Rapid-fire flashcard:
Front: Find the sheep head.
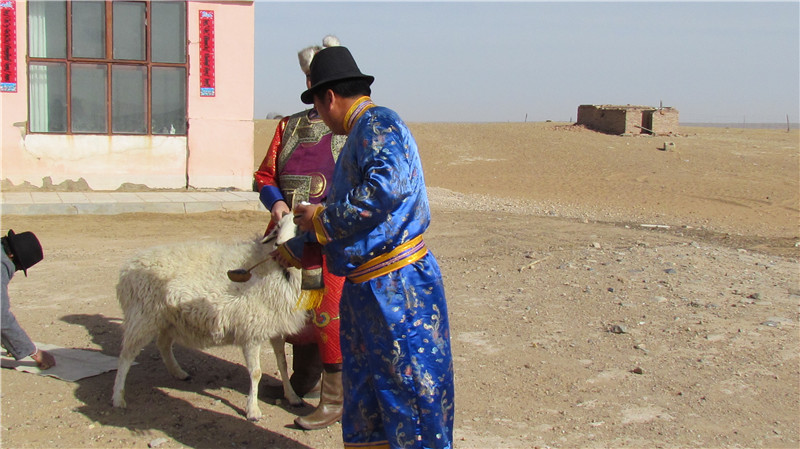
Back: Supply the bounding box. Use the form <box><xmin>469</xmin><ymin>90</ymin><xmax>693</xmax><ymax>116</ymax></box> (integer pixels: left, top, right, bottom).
<box><xmin>227</xmin><ymin>214</ymin><xmax>299</xmax><ymax>283</ymax></box>
<box><xmin>247</xmin><ymin>213</ymin><xmax>302</xmax><ymax>284</ymax></box>
<box><xmin>261</xmin><ymin>213</ymin><xmax>299</xmax><ymax>248</ymax></box>
<box><xmin>274</xmin><ymin>212</ymin><xmax>299</xmax><ymax>246</ymax></box>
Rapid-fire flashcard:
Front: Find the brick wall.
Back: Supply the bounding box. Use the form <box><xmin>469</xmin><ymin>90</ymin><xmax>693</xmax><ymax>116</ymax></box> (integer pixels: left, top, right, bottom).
<box><xmin>648</xmin><ymin>108</ymin><xmax>680</xmax><ymax>135</ymax></box>
<box><xmin>577</xmin><ymin>105</ymin><xmax>679</xmax><ymax>135</ymax></box>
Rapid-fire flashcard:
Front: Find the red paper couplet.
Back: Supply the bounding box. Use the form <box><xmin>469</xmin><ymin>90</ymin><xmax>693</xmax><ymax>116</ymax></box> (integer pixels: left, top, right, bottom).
<box><xmin>0</xmin><ymin>0</ymin><xmax>17</xmax><ymax>93</ymax></box>
<box><xmin>199</xmin><ymin>10</ymin><xmax>215</xmax><ymax>97</ymax></box>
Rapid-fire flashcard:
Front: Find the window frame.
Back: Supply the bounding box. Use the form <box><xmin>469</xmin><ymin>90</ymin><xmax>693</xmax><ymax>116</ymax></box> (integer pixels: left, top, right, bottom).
<box><xmin>26</xmin><ymin>0</ymin><xmax>189</xmax><ymax>136</ymax></box>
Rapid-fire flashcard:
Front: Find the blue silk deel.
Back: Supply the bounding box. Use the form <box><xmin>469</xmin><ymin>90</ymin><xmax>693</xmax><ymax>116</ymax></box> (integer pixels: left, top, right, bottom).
<box><xmin>288</xmin><ymin>101</ymin><xmax>454</xmax><ymax>448</ymax></box>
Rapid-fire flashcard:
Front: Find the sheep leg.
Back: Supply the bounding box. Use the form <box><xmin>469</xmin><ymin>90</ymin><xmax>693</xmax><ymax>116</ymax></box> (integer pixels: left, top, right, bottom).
<box><xmin>156</xmin><ymin>331</ymin><xmax>190</xmax><ymax>380</ymax></box>
<box><xmin>112</xmin><ymin>319</ymin><xmax>155</xmax><ymax>408</ymax></box>
<box><xmin>242</xmin><ymin>342</ymin><xmax>264</xmax><ymax>421</ymax></box>
<box><xmin>270</xmin><ymin>335</ymin><xmax>303</xmax><ymax>406</ymax></box>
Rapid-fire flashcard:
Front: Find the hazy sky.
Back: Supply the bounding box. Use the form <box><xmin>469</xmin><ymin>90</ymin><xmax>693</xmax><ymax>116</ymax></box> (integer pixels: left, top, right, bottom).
<box><xmin>253</xmin><ymin>1</ymin><xmax>799</xmax><ymax>123</ymax></box>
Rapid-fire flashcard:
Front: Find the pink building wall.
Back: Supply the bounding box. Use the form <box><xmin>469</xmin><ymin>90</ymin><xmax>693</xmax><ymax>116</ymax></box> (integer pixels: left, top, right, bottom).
<box><xmin>0</xmin><ymin>0</ymin><xmax>254</xmax><ymax>191</ymax></box>
<box><xmin>186</xmin><ymin>1</ymin><xmax>254</xmax><ymax>189</ymax></box>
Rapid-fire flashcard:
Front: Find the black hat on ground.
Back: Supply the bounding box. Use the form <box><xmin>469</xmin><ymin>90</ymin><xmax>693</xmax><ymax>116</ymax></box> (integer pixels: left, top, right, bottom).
<box><xmin>4</xmin><ymin>230</ymin><xmax>43</xmax><ymax>276</ymax></box>
<box><xmin>301</xmin><ymin>46</ymin><xmax>374</xmax><ymax>104</ymax></box>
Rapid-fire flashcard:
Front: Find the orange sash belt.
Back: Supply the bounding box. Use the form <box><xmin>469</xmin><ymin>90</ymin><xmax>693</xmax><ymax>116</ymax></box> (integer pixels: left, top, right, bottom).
<box><xmin>347</xmin><ymin>235</ymin><xmax>427</xmax><ymax>284</ymax></box>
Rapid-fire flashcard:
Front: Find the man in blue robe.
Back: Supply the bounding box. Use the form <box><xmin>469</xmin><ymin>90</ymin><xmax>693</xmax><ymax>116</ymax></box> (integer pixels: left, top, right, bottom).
<box><xmin>274</xmin><ymin>46</ymin><xmax>454</xmax><ymax>449</ymax></box>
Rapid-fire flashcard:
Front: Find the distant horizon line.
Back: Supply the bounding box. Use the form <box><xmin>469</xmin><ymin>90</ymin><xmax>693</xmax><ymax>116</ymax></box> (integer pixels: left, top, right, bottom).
<box><xmin>253</xmin><ymin>117</ymin><xmax>798</xmax><ymax>129</ymax></box>
<box><xmin>680</xmin><ymin>122</ymin><xmax>798</xmax><ymax>130</ymax></box>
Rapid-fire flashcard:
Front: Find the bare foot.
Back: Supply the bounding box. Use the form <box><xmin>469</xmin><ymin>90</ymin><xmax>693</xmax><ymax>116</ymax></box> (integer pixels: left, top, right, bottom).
<box><xmin>31</xmin><ymin>350</ymin><xmax>55</xmax><ymax>370</ymax></box>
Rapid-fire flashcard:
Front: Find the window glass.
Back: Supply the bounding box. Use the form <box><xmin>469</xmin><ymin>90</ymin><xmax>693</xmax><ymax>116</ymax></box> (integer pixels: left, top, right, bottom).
<box><xmin>71</xmin><ymin>1</ymin><xmax>105</xmax><ymax>59</ymax></box>
<box><xmin>28</xmin><ymin>0</ymin><xmax>188</xmax><ymax>136</ymax></box>
<box><xmin>28</xmin><ymin>62</ymin><xmax>67</xmax><ymax>133</ymax></box>
<box><xmin>28</xmin><ymin>1</ymin><xmax>66</xmax><ymax>58</ymax></box>
<box><xmin>113</xmin><ymin>2</ymin><xmax>146</xmax><ymax>60</ymax></box>
<box><xmin>112</xmin><ymin>66</ymin><xmax>147</xmax><ymax>134</ymax></box>
<box><xmin>152</xmin><ymin>2</ymin><xmax>186</xmax><ymax>63</ymax></box>
<box><xmin>71</xmin><ymin>64</ymin><xmax>108</xmax><ymax>133</ymax></box>
<box><xmin>152</xmin><ymin>67</ymin><xmax>186</xmax><ymax>134</ymax></box>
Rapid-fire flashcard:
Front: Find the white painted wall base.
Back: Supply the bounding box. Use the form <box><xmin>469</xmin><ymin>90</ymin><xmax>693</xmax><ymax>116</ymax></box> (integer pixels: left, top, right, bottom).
<box><xmin>8</xmin><ymin>134</ymin><xmax>189</xmax><ymax>191</ymax></box>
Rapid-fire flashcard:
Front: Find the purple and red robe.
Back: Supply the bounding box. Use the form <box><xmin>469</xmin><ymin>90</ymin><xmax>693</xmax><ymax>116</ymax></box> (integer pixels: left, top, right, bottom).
<box><xmin>254</xmin><ymin>109</ymin><xmax>345</xmax><ymax>365</ymax></box>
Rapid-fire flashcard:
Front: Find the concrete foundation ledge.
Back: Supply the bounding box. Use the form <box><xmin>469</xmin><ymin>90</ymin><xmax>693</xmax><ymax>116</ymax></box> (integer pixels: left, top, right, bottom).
<box><xmin>1</xmin><ymin>191</ymin><xmax>265</xmax><ymax>216</ymax></box>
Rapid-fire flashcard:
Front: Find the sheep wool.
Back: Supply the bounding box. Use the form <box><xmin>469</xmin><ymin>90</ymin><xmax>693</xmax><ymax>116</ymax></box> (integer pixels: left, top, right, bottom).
<box><xmin>112</xmin><ymin>214</ymin><xmax>307</xmax><ymax>422</ymax></box>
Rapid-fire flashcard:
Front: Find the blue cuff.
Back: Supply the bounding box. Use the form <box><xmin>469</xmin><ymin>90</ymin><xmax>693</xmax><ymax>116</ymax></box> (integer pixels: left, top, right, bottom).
<box><xmin>259</xmin><ymin>185</ymin><xmax>284</xmax><ymax>210</ymax></box>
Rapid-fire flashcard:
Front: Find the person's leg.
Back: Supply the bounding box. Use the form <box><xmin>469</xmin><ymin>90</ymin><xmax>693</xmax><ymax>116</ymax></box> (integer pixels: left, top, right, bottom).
<box><xmin>400</xmin><ymin>256</ymin><xmax>454</xmax><ymax>449</ymax></box>
<box><xmin>314</xmin><ymin>262</ymin><xmax>344</xmax><ymax>367</ymax></box>
<box><xmin>295</xmin><ymin>265</ymin><xmax>345</xmax><ymax>430</ymax></box>
<box><xmin>358</xmin><ymin>258</ymin><xmax>455</xmax><ymax>449</ymax></box>
<box><xmin>1</xmin><ymin>281</ymin><xmax>37</xmax><ymax>361</ymax></box>
<box><xmin>289</xmin><ymin>338</ymin><xmax>323</xmax><ymax>397</ymax></box>
<box><xmin>339</xmin><ymin>283</ymin><xmax>388</xmax><ymax>448</ymax></box>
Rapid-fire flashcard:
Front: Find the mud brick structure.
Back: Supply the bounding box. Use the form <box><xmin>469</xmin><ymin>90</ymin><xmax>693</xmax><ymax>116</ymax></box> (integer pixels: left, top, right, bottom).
<box><xmin>577</xmin><ymin>105</ymin><xmax>679</xmax><ymax>136</ymax></box>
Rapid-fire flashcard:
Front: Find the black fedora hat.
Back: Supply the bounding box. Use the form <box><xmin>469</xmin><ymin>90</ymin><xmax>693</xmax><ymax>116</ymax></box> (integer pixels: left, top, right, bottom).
<box><xmin>301</xmin><ymin>46</ymin><xmax>374</xmax><ymax>104</ymax></box>
<box><xmin>5</xmin><ymin>230</ymin><xmax>43</xmax><ymax>276</ymax></box>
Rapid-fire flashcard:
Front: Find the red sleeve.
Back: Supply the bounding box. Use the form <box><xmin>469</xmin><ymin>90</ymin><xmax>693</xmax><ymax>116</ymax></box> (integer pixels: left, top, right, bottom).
<box><xmin>254</xmin><ymin>116</ymin><xmax>290</xmax><ymax>192</ymax></box>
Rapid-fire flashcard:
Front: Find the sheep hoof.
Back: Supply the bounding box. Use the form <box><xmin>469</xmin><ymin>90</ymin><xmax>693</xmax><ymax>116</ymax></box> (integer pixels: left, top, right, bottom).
<box><xmin>170</xmin><ymin>368</ymin><xmax>190</xmax><ymax>380</ymax></box>
<box><xmin>246</xmin><ymin>411</ymin><xmax>262</xmax><ymax>422</ymax></box>
<box><xmin>112</xmin><ymin>396</ymin><xmax>127</xmax><ymax>408</ymax></box>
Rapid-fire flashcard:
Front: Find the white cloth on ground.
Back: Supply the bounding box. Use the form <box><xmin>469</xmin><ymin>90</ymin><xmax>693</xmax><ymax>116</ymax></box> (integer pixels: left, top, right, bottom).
<box><xmin>1</xmin><ymin>342</ymin><xmax>132</xmax><ymax>382</ymax></box>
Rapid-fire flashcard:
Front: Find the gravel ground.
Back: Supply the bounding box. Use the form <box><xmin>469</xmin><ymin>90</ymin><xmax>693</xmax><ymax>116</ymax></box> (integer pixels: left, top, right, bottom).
<box><xmin>1</xmin><ymin>123</ymin><xmax>797</xmax><ymax>448</ymax></box>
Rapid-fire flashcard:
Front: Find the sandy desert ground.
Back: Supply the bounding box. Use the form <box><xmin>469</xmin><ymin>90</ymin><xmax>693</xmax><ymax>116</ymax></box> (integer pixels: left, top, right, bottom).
<box><xmin>1</xmin><ymin>121</ymin><xmax>798</xmax><ymax>449</ymax></box>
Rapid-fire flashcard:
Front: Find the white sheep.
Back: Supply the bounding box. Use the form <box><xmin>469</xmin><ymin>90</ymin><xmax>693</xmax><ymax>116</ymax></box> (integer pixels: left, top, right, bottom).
<box><xmin>111</xmin><ymin>213</ymin><xmax>306</xmax><ymax>421</ymax></box>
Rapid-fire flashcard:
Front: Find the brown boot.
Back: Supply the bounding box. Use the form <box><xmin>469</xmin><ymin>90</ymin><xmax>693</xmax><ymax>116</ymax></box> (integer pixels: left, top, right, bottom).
<box><xmin>294</xmin><ymin>366</ymin><xmax>343</xmax><ymax>430</ymax></box>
